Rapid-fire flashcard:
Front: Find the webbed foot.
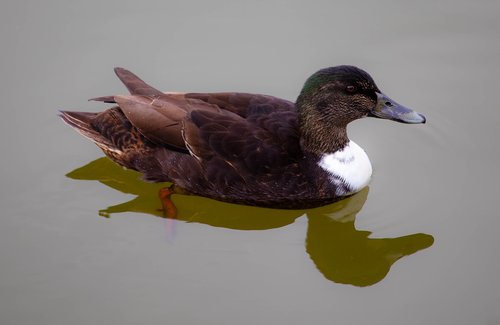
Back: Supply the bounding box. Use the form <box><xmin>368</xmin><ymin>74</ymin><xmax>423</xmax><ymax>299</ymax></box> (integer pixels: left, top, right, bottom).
<box><xmin>159</xmin><ymin>185</ymin><xmax>178</xmax><ymax>218</ymax></box>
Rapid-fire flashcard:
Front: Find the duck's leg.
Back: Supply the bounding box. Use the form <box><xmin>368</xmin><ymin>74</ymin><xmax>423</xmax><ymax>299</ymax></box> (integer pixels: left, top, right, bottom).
<box><xmin>159</xmin><ymin>185</ymin><xmax>178</xmax><ymax>218</ymax></box>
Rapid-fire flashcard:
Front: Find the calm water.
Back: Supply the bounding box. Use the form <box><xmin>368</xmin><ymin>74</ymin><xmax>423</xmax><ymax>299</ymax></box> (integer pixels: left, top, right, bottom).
<box><xmin>1</xmin><ymin>1</ymin><xmax>500</xmax><ymax>324</ymax></box>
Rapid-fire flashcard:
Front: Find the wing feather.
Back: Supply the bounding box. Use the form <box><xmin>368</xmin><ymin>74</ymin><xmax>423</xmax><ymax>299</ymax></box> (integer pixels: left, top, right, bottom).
<box><xmin>183</xmin><ymin>109</ymin><xmax>301</xmax><ymax>184</ymax></box>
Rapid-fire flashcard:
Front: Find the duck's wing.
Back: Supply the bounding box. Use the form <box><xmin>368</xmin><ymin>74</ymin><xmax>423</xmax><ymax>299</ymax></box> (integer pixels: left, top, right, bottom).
<box><xmin>92</xmin><ymin>69</ymin><xmax>295</xmax><ymax>117</ymax></box>
<box><xmin>93</xmin><ymin>68</ymin><xmax>297</xmax><ymax>156</ymax></box>
<box><xmin>91</xmin><ymin>68</ymin><xmax>222</xmax><ymax>150</ymax></box>
<box><xmin>182</xmin><ymin>107</ymin><xmax>301</xmax><ymax>185</ymax></box>
<box><xmin>114</xmin><ymin>91</ymin><xmax>301</xmax><ymax>183</ymax></box>
<box><xmin>111</xmin><ymin>94</ymin><xmax>221</xmax><ymax>150</ymax></box>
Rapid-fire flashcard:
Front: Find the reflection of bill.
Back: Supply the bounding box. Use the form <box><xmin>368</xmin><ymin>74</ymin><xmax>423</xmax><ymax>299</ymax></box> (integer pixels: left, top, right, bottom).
<box><xmin>67</xmin><ymin>157</ymin><xmax>433</xmax><ymax>287</ymax></box>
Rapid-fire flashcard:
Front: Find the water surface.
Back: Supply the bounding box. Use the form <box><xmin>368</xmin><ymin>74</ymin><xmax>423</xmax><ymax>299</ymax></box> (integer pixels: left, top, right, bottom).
<box><xmin>1</xmin><ymin>1</ymin><xmax>499</xmax><ymax>324</ymax></box>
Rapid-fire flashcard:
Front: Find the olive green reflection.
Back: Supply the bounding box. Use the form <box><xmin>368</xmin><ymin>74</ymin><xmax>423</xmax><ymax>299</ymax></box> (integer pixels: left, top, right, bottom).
<box><xmin>67</xmin><ymin>157</ymin><xmax>433</xmax><ymax>286</ymax></box>
<box><xmin>305</xmin><ymin>191</ymin><xmax>434</xmax><ymax>286</ymax></box>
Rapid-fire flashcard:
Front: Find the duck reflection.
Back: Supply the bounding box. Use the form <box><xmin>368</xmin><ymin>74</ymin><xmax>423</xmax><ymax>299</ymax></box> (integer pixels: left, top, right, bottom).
<box><xmin>67</xmin><ymin>157</ymin><xmax>433</xmax><ymax>287</ymax></box>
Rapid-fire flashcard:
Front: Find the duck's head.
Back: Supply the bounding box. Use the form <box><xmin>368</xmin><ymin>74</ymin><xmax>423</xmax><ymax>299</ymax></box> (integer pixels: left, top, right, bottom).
<box><xmin>297</xmin><ymin>65</ymin><xmax>425</xmax><ymax>153</ymax></box>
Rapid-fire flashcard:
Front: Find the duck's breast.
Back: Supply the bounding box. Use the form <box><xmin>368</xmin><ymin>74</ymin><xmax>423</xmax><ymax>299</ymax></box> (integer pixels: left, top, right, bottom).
<box><xmin>317</xmin><ymin>141</ymin><xmax>372</xmax><ymax>196</ymax></box>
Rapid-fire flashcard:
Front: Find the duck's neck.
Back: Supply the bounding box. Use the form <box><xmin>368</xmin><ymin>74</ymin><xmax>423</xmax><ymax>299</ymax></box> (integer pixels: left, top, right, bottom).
<box><xmin>297</xmin><ymin>100</ymin><xmax>350</xmax><ymax>154</ymax></box>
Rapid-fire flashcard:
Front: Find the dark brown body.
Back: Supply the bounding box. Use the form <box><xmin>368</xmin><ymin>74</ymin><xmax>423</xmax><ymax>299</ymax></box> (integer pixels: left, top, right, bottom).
<box><xmin>61</xmin><ymin>66</ymin><xmax>426</xmax><ymax>208</ymax></box>
<box><xmin>60</xmin><ymin>69</ymin><xmax>342</xmax><ymax>209</ymax></box>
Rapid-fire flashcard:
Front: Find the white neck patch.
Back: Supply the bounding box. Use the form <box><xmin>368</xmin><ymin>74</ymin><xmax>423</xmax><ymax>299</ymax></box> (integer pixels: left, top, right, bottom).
<box><xmin>318</xmin><ymin>140</ymin><xmax>372</xmax><ymax>196</ymax></box>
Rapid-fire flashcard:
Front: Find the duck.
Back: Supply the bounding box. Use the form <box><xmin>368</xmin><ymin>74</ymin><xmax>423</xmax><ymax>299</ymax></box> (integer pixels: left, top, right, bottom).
<box><xmin>60</xmin><ymin>66</ymin><xmax>425</xmax><ymax>210</ymax></box>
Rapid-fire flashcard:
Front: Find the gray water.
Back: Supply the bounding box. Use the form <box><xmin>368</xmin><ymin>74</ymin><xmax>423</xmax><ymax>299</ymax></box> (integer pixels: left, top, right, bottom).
<box><xmin>1</xmin><ymin>1</ymin><xmax>499</xmax><ymax>324</ymax></box>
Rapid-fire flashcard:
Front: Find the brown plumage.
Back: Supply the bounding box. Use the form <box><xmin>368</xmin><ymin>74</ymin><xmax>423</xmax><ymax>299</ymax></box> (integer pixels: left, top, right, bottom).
<box><xmin>60</xmin><ymin>66</ymin><xmax>425</xmax><ymax>208</ymax></box>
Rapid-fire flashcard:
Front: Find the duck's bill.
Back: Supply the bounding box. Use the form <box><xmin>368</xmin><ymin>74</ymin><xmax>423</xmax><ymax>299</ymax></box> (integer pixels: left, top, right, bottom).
<box><xmin>369</xmin><ymin>93</ymin><xmax>426</xmax><ymax>124</ymax></box>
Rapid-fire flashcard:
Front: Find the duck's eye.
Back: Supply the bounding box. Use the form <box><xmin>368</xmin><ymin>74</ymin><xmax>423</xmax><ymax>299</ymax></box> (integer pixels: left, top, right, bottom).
<box><xmin>346</xmin><ymin>85</ymin><xmax>356</xmax><ymax>93</ymax></box>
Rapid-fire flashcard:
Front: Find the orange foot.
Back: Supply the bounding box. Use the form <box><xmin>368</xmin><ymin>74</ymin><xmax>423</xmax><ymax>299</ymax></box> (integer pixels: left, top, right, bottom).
<box><xmin>159</xmin><ymin>186</ymin><xmax>178</xmax><ymax>219</ymax></box>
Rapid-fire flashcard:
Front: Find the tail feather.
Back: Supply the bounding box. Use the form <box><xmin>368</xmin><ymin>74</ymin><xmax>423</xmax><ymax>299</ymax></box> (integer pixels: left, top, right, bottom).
<box><xmin>114</xmin><ymin>67</ymin><xmax>163</xmax><ymax>97</ymax></box>
<box><xmin>60</xmin><ymin>67</ymin><xmax>165</xmax><ymax>166</ymax></box>
<box><xmin>59</xmin><ymin>110</ymin><xmax>121</xmax><ymax>154</ymax></box>
<box><xmin>89</xmin><ymin>95</ymin><xmax>116</xmax><ymax>103</ymax></box>
<box><xmin>88</xmin><ymin>67</ymin><xmax>163</xmax><ymax>103</ymax></box>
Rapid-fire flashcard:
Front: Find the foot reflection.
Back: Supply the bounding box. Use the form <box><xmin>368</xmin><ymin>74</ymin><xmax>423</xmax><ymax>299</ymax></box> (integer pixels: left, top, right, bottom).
<box><xmin>67</xmin><ymin>157</ymin><xmax>433</xmax><ymax>287</ymax></box>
